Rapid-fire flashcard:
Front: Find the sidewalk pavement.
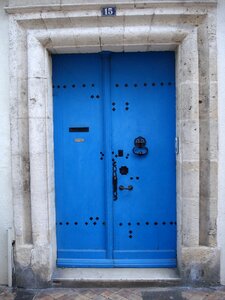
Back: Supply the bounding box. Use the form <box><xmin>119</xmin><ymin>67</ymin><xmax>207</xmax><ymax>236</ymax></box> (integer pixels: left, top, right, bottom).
<box><xmin>1</xmin><ymin>286</ymin><xmax>225</xmax><ymax>300</ymax></box>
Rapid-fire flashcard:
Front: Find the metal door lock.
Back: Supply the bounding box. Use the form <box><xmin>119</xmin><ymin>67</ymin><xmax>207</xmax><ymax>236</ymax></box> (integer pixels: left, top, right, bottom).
<box><xmin>112</xmin><ymin>161</ymin><xmax>118</xmax><ymax>200</ymax></box>
<box><xmin>119</xmin><ymin>185</ymin><xmax>133</xmax><ymax>191</ymax></box>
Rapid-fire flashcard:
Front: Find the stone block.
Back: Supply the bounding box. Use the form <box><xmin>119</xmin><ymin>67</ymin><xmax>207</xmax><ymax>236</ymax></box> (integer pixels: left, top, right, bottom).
<box><xmin>208</xmin><ymin>47</ymin><xmax>217</xmax><ymax>83</ymax></box>
<box><xmin>54</xmin><ymin>45</ymin><xmax>101</xmax><ymax>54</ymax></box>
<box><xmin>123</xmin><ymin>44</ymin><xmax>148</xmax><ymax>52</ymax></box>
<box><xmin>9</xmin><ymin>76</ymin><xmax>18</xmax><ymax>119</ymax></box>
<box><xmin>46</xmin><ymin>62</ymin><xmax>54</xmax><ymax>119</ymax></box>
<box><xmin>200</xmin><ymin>160</ymin><xmax>218</xmax><ymax>198</ymax></box>
<box><xmin>17</xmin><ymin>78</ymin><xmax>29</xmax><ymax>119</ymax></box>
<box><xmin>124</xmin><ymin>16</ymin><xmax>150</xmax><ymax>45</ymax></box>
<box><xmin>200</xmin><ymin>119</ymin><xmax>218</xmax><ymax>161</ymax></box>
<box><xmin>46</xmin><ymin>117</ymin><xmax>54</xmax><ymax>154</ymax></box>
<box><xmin>179</xmin><ymin>83</ymin><xmax>199</xmax><ymax>121</ymax></box>
<box><xmin>17</xmin><ymin>27</ymin><xmax>28</xmax><ymax>80</ymax></box>
<box><xmin>10</xmin><ymin>117</ymin><xmax>30</xmax><ymax>156</ymax></box>
<box><xmin>27</xmin><ymin>35</ymin><xmax>46</xmax><ymax>78</ymax></box>
<box><xmin>148</xmin><ymin>44</ymin><xmax>177</xmax><ymax>51</ymax></box>
<box><xmin>48</xmin><ymin>29</ymin><xmax>74</xmax><ymax>48</ymax></box>
<box><xmin>15</xmin><ymin>245</ymin><xmax>52</xmax><ymax>288</ymax></box>
<box><xmin>11</xmin><ymin>152</ymin><xmax>30</xmax><ymax>197</ymax></box>
<box><xmin>176</xmin><ymin>162</ymin><xmax>182</xmax><ymax>198</ymax></box>
<box><xmin>28</xmin><ymin>78</ymin><xmax>47</xmax><ymax>118</ymax></box>
<box><xmin>181</xmin><ymin>161</ymin><xmax>199</xmax><ymax>198</ymax></box>
<box><xmin>150</xmin><ymin>25</ymin><xmax>185</xmax><ymax>44</ymax></box>
<box><xmin>200</xmin><ymin>196</ymin><xmax>217</xmax><ymax>247</ymax></box>
<box><xmin>29</xmin><ymin>118</ymin><xmax>47</xmax><ymax>155</ymax></box>
<box><xmin>101</xmin><ymin>44</ymin><xmax>124</xmax><ymax>52</ymax></box>
<box><xmin>207</xmin><ymin>197</ymin><xmax>218</xmax><ymax>247</ymax></box>
<box><xmin>73</xmin><ymin>26</ymin><xmax>100</xmax><ymax>47</ymax></box>
<box><xmin>180</xmin><ymin>120</ymin><xmax>199</xmax><ymax>161</ymax></box>
<box><xmin>33</xmin><ymin>30</ymin><xmax>52</xmax><ymax>48</ymax></box>
<box><xmin>182</xmin><ymin>197</ymin><xmax>199</xmax><ymax>246</ymax></box>
<box><xmin>70</xmin><ymin>15</ymin><xmax>99</xmax><ymax>28</ymax></box>
<box><xmin>8</xmin><ymin>0</ymin><xmax>60</xmax><ymax>6</ymax></box>
<box><xmin>180</xmin><ymin>246</ymin><xmax>220</xmax><ymax>285</ymax></box>
<box><xmin>43</xmin><ymin>17</ymin><xmax>71</xmax><ymax>30</ymax></box>
<box><xmin>99</xmin><ymin>19</ymin><xmax>124</xmax><ymax>46</ymax></box>
<box><xmin>47</xmin><ymin>151</ymin><xmax>55</xmax><ymax>194</ymax></box>
<box><xmin>31</xmin><ymin>193</ymin><xmax>49</xmax><ymax>245</ymax></box>
<box><xmin>179</xmin><ymin>30</ymin><xmax>199</xmax><ymax>84</ymax></box>
<box><xmin>60</xmin><ymin>0</ymin><xmax>134</xmax><ymax>4</ymax></box>
<box><xmin>16</xmin><ymin>245</ymin><xmax>33</xmax><ymax>269</ymax></box>
<box><xmin>199</xmin><ymin>82</ymin><xmax>218</xmax><ymax>120</ymax></box>
<box><xmin>176</xmin><ymin>196</ymin><xmax>182</xmax><ymax>247</ymax></box>
<box><xmin>29</xmin><ymin>152</ymin><xmax>48</xmax><ymax>195</ymax></box>
<box><xmin>209</xmin><ymin>82</ymin><xmax>218</xmax><ymax>120</ymax></box>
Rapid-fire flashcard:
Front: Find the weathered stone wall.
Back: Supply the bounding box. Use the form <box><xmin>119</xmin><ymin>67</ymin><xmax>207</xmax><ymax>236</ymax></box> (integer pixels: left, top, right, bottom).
<box><xmin>1</xmin><ymin>0</ymin><xmax>221</xmax><ymax>287</ymax></box>
<box><xmin>0</xmin><ymin>0</ymin><xmax>13</xmax><ymax>286</ymax></box>
<box><xmin>217</xmin><ymin>0</ymin><xmax>225</xmax><ymax>286</ymax></box>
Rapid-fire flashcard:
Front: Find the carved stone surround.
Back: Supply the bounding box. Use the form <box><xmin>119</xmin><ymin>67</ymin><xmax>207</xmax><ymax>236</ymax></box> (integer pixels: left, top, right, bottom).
<box><xmin>5</xmin><ymin>0</ymin><xmax>219</xmax><ymax>287</ymax></box>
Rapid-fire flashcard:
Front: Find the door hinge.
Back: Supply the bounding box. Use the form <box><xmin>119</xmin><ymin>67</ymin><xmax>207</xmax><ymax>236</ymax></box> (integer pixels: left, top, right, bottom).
<box><xmin>175</xmin><ymin>137</ymin><xmax>179</xmax><ymax>155</ymax></box>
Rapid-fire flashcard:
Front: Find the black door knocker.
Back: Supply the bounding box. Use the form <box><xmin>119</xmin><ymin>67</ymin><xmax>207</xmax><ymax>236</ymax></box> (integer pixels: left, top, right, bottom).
<box><xmin>133</xmin><ymin>136</ymin><xmax>148</xmax><ymax>156</ymax></box>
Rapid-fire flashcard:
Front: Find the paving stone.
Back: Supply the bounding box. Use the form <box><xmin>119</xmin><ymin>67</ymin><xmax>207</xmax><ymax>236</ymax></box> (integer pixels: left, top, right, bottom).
<box><xmin>78</xmin><ymin>290</ymin><xmax>97</xmax><ymax>298</ymax></box>
<box><xmin>215</xmin><ymin>287</ymin><xmax>225</xmax><ymax>293</ymax></box>
<box><xmin>205</xmin><ymin>292</ymin><xmax>225</xmax><ymax>300</ymax></box>
<box><xmin>3</xmin><ymin>286</ymin><xmax>225</xmax><ymax>300</ymax></box>
<box><xmin>132</xmin><ymin>289</ymin><xmax>143</xmax><ymax>296</ymax></box>
<box><xmin>0</xmin><ymin>287</ymin><xmax>16</xmax><ymax>300</ymax></box>
<box><xmin>142</xmin><ymin>290</ymin><xmax>183</xmax><ymax>300</ymax></box>
<box><xmin>14</xmin><ymin>290</ymin><xmax>36</xmax><ymax>300</ymax></box>
<box><xmin>0</xmin><ymin>295</ymin><xmax>15</xmax><ymax>300</ymax></box>
<box><xmin>0</xmin><ymin>293</ymin><xmax>16</xmax><ymax>300</ymax></box>
<box><xmin>34</xmin><ymin>296</ymin><xmax>54</xmax><ymax>300</ymax></box>
<box><xmin>56</xmin><ymin>295</ymin><xmax>85</xmax><ymax>300</ymax></box>
<box><xmin>44</xmin><ymin>288</ymin><xmax>74</xmax><ymax>295</ymax></box>
<box><xmin>125</xmin><ymin>294</ymin><xmax>142</xmax><ymax>300</ymax></box>
<box><xmin>37</xmin><ymin>289</ymin><xmax>76</xmax><ymax>299</ymax></box>
<box><xmin>100</xmin><ymin>290</ymin><xmax>116</xmax><ymax>298</ymax></box>
<box><xmin>116</xmin><ymin>289</ymin><xmax>133</xmax><ymax>298</ymax></box>
<box><xmin>108</xmin><ymin>293</ymin><xmax>128</xmax><ymax>300</ymax></box>
<box><xmin>190</xmin><ymin>294</ymin><xmax>208</xmax><ymax>300</ymax></box>
<box><xmin>115</xmin><ymin>288</ymin><xmax>142</xmax><ymax>299</ymax></box>
<box><xmin>87</xmin><ymin>289</ymin><xmax>107</xmax><ymax>296</ymax></box>
<box><xmin>92</xmin><ymin>296</ymin><xmax>108</xmax><ymax>300</ymax></box>
<box><xmin>52</xmin><ymin>292</ymin><xmax>73</xmax><ymax>299</ymax></box>
<box><xmin>182</xmin><ymin>290</ymin><xmax>208</xmax><ymax>300</ymax></box>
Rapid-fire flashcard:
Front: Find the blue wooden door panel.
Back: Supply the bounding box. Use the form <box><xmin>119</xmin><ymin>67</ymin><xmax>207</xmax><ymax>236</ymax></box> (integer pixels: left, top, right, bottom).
<box><xmin>53</xmin><ymin>54</ymin><xmax>107</xmax><ymax>262</ymax></box>
<box><xmin>111</xmin><ymin>52</ymin><xmax>176</xmax><ymax>265</ymax></box>
<box><xmin>53</xmin><ymin>52</ymin><xmax>176</xmax><ymax>268</ymax></box>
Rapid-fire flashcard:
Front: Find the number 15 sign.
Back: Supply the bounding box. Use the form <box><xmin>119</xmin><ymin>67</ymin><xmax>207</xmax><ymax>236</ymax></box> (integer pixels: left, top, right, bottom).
<box><xmin>102</xmin><ymin>7</ymin><xmax>116</xmax><ymax>16</ymax></box>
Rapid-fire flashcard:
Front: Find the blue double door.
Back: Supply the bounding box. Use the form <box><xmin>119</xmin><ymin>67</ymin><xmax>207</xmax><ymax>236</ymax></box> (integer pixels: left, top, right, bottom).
<box><xmin>53</xmin><ymin>52</ymin><xmax>176</xmax><ymax>268</ymax></box>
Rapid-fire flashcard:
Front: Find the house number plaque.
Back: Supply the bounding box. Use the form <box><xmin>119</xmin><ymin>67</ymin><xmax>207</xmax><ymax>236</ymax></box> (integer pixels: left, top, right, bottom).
<box><xmin>102</xmin><ymin>7</ymin><xmax>116</xmax><ymax>16</ymax></box>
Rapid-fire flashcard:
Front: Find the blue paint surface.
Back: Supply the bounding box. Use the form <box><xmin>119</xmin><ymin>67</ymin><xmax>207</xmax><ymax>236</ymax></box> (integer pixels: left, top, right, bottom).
<box><xmin>53</xmin><ymin>52</ymin><xmax>176</xmax><ymax>268</ymax></box>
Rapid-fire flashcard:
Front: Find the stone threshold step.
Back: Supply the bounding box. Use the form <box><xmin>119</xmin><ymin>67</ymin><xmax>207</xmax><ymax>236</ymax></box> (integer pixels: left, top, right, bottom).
<box><xmin>52</xmin><ymin>268</ymin><xmax>181</xmax><ymax>288</ymax></box>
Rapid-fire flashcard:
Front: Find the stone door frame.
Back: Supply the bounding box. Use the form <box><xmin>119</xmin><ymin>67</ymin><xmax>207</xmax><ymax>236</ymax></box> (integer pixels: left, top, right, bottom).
<box><xmin>6</xmin><ymin>1</ymin><xmax>219</xmax><ymax>287</ymax></box>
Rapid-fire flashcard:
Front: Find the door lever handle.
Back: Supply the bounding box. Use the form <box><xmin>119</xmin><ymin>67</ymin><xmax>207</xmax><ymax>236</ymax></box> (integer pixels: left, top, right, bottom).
<box><xmin>119</xmin><ymin>185</ymin><xmax>133</xmax><ymax>191</ymax></box>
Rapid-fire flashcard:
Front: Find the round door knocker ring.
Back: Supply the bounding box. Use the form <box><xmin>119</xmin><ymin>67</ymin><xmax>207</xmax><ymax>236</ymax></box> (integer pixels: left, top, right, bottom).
<box><xmin>132</xmin><ymin>146</ymin><xmax>148</xmax><ymax>156</ymax></box>
<box><xmin>132</xmin><ymin>136</ymin><xmax>149</xmax><ymax>156</ymax></box>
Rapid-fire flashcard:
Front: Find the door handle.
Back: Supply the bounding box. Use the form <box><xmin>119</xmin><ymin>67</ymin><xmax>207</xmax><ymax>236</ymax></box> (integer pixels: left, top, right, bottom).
<box><xmin>119</xmin><ymin>185</ymin><xmax>133</xmax><ymax>191</ymax></box>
